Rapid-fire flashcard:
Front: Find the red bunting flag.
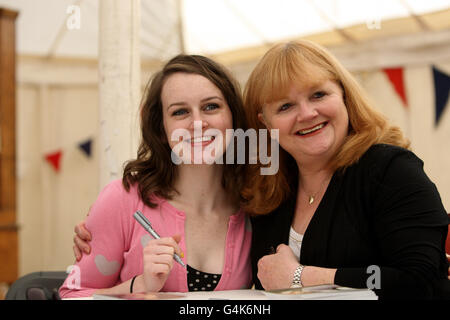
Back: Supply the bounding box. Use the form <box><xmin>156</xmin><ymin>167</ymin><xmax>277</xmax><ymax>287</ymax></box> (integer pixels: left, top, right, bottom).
<box><xmin>45</xmin><ymin>151</ymin><xmax>62</xmax><ymax>172</ymax></box>
<box><xmin>383</xmin><ymin>68</ymin><xmax>408</xmax><ymax>107</ymax></box>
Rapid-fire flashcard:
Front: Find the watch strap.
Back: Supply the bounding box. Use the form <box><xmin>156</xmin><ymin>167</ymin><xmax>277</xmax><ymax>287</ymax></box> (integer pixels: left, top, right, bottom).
<box><xmin>291</xmin><ymin>264</ymin><xmax>304</xmax><ymax>288</ymax></box>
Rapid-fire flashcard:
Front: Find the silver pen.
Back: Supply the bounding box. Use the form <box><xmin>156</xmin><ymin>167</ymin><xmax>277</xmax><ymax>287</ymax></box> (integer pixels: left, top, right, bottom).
<box><xmin>133</xmin><ymin>210</ymin><xmax>186</xmax><ymax>268</ymax></box>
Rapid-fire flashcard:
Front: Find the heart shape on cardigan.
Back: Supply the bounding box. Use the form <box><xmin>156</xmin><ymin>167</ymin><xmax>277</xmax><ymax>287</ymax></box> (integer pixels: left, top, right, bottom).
<box><xmin>95</xmin><ymin>254</ymin><xmax>120</xmax><ymax>276</ymax></box>
<box><xmin>141</xmin><ymin>234</ymin><xmax>152</xmax><ymax>248</ymax></box>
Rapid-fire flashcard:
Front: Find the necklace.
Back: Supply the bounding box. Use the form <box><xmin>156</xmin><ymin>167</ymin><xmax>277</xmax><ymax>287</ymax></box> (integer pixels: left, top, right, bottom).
<box><xmin>303</xmin><ymin>175</ymin><xmax>331</xmax><ymax>205</ymax></box>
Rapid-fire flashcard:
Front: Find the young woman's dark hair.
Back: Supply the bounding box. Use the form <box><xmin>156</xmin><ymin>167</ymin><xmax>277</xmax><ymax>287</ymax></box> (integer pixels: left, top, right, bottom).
<box><xmin>122</xmin><ymin>54</ymin><xmax>248</xmax><ymax>208</ymax></box>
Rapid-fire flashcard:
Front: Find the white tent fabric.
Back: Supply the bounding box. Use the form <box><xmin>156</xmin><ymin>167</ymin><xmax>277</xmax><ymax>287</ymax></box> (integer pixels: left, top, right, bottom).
<box><xmin>1</xmin><ymin>0</ymin><xmax>449</xmax><ymax>60</ymax></box>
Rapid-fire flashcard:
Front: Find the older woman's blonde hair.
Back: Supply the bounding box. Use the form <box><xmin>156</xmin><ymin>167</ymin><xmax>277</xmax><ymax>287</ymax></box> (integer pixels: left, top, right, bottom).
<box><xmin>242</xmin><ymin>40</ymin><xmax>410</xmax><ymax>215</ymax></box>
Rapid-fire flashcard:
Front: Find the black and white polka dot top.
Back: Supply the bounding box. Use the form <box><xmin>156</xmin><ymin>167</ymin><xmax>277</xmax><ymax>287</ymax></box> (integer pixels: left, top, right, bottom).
<box><xmin>187</xmin><ymin>265</ymin><xmax>222</xmax><ymax>291</ymax></box>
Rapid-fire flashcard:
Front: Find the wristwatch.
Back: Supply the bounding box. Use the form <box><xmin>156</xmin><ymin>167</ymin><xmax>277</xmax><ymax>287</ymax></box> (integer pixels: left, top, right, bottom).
<box><xmin>290</xmin><ymin>264</ymin><xmax>304</xmax><ymax>288</ymax></box>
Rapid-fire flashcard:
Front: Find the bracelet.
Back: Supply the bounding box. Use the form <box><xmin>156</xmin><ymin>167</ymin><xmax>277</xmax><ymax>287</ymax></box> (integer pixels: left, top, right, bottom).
<box><xmin>290</xmin><ymin>264</ymin><xmax>304</xmax><ymax>288</ymax></box>
<box><xmin>130</xmin><ymin>275</ymin><xmax>138</xmax><ymax>293</ymax></box>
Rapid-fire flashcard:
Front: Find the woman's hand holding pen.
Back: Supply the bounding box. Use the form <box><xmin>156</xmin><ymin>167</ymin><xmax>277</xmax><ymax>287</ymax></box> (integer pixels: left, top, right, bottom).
<box><xmin>139</xmin><ymin>235</ymin><xmax>183</xmax><ymax>292</ymax></box>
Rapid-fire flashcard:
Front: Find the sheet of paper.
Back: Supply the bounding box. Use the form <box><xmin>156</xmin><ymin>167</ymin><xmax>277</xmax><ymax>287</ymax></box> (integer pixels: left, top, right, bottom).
<box><xmin>91</xmin><ymin>286</ymin><xmax>377</xmax><ymax>300</ymax></box>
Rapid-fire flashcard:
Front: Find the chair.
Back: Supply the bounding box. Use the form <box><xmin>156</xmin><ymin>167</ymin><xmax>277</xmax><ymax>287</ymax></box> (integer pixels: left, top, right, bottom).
<box><xmin>5</xmin><ymin>271</ymin><xmax>68</xmax><ymax>300</ymax></box>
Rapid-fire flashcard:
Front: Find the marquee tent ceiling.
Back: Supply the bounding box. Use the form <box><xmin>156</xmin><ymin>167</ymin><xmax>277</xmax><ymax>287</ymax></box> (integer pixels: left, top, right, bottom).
<box><xmin>0</xmin><ymin>0</ymin><xmax>449</xmax><ymax>63</ymax></box>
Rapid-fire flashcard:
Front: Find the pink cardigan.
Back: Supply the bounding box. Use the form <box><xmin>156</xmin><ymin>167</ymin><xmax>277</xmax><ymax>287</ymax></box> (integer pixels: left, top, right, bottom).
<box><xmin>59</xmin><ymin>179</ymin><xmax>252</xmax><ymax>298</ymax></box>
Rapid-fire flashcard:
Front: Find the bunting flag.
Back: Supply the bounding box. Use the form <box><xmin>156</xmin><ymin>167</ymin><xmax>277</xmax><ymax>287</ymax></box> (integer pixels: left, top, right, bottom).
<box><xmin>44</xmin><ymin>150</ymin><xmax>63</xmax><ymax>172</ymax></box>
<box><xmin>383</xmin><ymin>67</ymin><xmax>408</xmax><ymax>107</ymax></box>
<box><xmin>432</xmin><ymin>66</ymin><xmax>450</xmax><ymax>127</ymax></box>
<box><xmin>78</xmin><ymin>138</ymin><xmax>93</xmax><ymax>158</ymax></box>
<box><xmin>43</xmin><ymin>138</ymin><xmax>94</xmax><ymax>173</ymax></box>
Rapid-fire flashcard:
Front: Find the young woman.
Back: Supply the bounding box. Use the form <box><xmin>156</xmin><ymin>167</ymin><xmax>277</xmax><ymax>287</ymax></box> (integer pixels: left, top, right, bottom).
<box><xmin>59</xmin><ymin>55</ymin><xmax>252</xmax><ymax>298</ymax></box>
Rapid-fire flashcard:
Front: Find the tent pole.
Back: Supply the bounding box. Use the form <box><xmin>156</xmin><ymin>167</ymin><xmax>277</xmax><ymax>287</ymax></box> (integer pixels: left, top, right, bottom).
<box><xmin>176</xmin><ymin>0</ymin><xmax>185</xmax><ymax>53</ymax></box>
<box><xmin>98</xmin><ymin>0</ymin><xmax>141</xmax><ymax>190</ymax></box>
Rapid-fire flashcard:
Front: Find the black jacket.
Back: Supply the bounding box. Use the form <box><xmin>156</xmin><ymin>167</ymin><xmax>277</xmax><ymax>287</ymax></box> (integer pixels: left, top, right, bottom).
<box><xmin>250</xmin><ymin>144</ymin><xmax>450</xmax><ymax>299</ymax></box>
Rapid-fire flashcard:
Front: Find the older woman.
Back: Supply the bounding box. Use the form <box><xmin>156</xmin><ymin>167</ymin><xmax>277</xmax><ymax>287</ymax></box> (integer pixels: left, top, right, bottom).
<box><xmin>243</xmin><ymin>40</ymin><xmax>449</xmax><ymax>299</ymax></box>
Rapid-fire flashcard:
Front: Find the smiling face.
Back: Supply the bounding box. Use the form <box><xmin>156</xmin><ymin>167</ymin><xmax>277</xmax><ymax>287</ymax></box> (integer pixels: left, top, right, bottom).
<box><xmin>161</xmin><ymin>72</ymin><xmax>233</xmax><ymax>164</ymax></box>
<box><xmin>259</xmin><ymin>79</ymin><xmax>349</xmax><ymax>167</ymax></box>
